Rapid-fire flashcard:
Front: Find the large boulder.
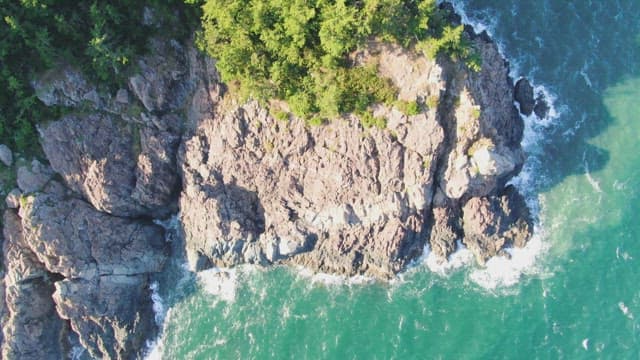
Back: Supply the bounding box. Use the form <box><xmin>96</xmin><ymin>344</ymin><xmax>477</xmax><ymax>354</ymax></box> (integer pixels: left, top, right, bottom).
<box><xmin>514</xmin><ymin>78</ymin><xmax>535</xmax><ymax>116</ymax></box>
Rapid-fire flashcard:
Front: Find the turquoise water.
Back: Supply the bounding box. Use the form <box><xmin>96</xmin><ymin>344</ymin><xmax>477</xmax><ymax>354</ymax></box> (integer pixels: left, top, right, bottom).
<box><xmin>149</xmin><ymin>1</ymin><xmax>640</xmax><ymax>358</ymax></box>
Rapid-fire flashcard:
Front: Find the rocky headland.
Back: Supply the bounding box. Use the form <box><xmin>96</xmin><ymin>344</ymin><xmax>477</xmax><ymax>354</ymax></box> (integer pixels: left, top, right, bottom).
<box><xmin>0</xmin><ymin>9</ymin><xmax>546</xmax><ymax>359</ymax></box>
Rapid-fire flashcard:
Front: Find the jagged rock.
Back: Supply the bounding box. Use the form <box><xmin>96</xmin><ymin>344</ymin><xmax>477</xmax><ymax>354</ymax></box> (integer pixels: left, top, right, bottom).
<box><xmin>2</xmin><ymin>211</ymin><xmax>67</xmax><ymax>360</ymax></box>
<box><xmin>534</xmin><ymin>94</ymin><xmax>550</xmax><ymax>119</ymax></box>
<box><xmin>32</xmin><ymin>66</ymin><xmax>100</xmax><ymax>108</ymax></box>
<box><xmin>428</xmin><ymin>206</ymin><xmax>461</xmax><ymax>259</ymax></box>
<box><xmin>0</xmin><ymin>144</ymin><xmax>13</xmax><ymax>167</ymax></box>
<box><xmin>18</xmin><ymin>190</ymin><xmax>168</xmax><ymax>279</ymax></box>
<box><xmin>16</xmin><ymin>160</ymin><xmax>53</xmax><ymax>193</ymax></box>
<box><xmin>514</xmin><ymin>78</ymin><xmax>535</xmax><ymax>116</ymax></box>
<box><xmin>39</xmin><ymin>113</ymin><xmax>179</xmax><ymax>218</ymax></box>
<box><xmin>461</xmin><ymin>186</ymin><xmax>532</xmax><ymax>264</ymax></box>
<box><xmin>180</xmin><ymin>96</ymin><xmax>444</xmax><ymax>278</ymax></box>
<box><xmin>53</xmin><ymin>275</ymin><xmax>156</xmax><ymax>360</ymax></box>
<box><xmin>5</xmin><ymin>188</ymin><xmax>21</xmax><ymax>209</ymax></box>
<box><xmin>128</xmin><ymin>39</ymin><xmax>193</xmax><ymax>113</ymax></box>
<box><xmin>439</xmin><ymin>33</ymin><xmax>525</xmax><ymax>200</ymax></box>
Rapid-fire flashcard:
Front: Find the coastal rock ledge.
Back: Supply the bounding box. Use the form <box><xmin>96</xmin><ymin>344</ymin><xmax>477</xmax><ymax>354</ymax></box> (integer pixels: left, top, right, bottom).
<box><xmin>0</xmin><ymin>13</ymin><xmax>537</xmax><ymax>360</ymax></box>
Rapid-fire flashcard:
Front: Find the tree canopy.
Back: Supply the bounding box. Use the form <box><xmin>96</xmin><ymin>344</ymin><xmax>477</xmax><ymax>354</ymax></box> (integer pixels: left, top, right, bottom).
<box><xmin>196</xmin><ymin>0</ymin><xmax>479</xmax><ymax>121</ymax></box>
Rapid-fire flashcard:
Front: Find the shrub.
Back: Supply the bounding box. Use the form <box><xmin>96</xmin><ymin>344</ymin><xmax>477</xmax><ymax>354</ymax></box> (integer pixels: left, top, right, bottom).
<box><xmin>394</xmin><ymin>99</ymin><xmax>421</xmax><ymax>115</ymax></box>
<box><xmin>359</xmin><ymin>111</ymin><xmax>387</xmax><ymax>130</ymax></box>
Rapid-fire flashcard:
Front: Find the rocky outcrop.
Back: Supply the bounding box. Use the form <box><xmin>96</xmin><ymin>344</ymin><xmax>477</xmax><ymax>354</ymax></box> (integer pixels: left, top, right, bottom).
<box><xmin>53</xmin><ymin>275</ymin><xmax>157</xmax><ymax>360</ymax></box>
<box><xmin>19</xmin><ymin>189</ymin><xmax>167</xmax><ymax>279</ymax></box>
<box><xmin>514</xmin><ymin>78</ymin><xmax>535</xmax><ymax>116</ymax></box>
<box><xmin>179</xmin><ymin>31</ymin><xmax>533</xmax><ymax>278</ymax></box>
<box><xmin>1</xmin><ymin>9</ymin><xmax>537</xmax><ymax>358</ymax></box>
<box><xmin>462</xmin><ymin>186</ymin><xmax>532</xmax><ymax>264</ymax></box>
<box><xmin>514</xmin><ymin>77</ymin><xmax>550</xmax><ymax>119</ymax></box>
<box><xmin>40</xmin><ymin>112</ymin><xmax>180</xmax><ymax>218</ymax></box>
<box><xmin>2</xmin><ymin>210</ymin><xmax>68</xmax><ymax>360</ymax></box>
<box><xmin>180</xmin><ymin>84</ymin><xmax>444</xmax><ymax>279</ymax></box>
<box><xmin>0</xmin><ymin>182</ymin><xmax>169</xmax><ymax>360</ymax></box>
<box><xmin>33</xmin><ymin>38</ymin><xmax>219</xmax><ymax>219</ymax></box>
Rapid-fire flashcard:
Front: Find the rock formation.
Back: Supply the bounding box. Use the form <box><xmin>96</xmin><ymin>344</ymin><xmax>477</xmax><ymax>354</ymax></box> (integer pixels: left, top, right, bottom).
<box><xmin>0</xmin><ymin>6</ymin><xmax>540</xmax><ymax>357</ymax></box>
<box><xmin>179</xmin><ymin>31</ymin><xmax>534</xmax><ymax>278</ymax></box>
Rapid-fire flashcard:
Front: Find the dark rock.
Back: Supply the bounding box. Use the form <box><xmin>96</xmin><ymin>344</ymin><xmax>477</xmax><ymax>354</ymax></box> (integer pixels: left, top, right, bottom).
<box><xmin>461</xmin><ymin>186</ymin><xmax>532</xmax><ymax>264</ymax></box>
<box><xmin>53</xmin><ymin>275</ymin><xmax>156</xmax><ymax>360</ymax></box>
<box><xmin>514</xmin><ymin>78</ymin><xmax>535</xmax><ymax>116</ymax></box>
<box><xmin>428</xmin><ymin>206</ymin><xmax>462</xmax><ymax>259</ymax></box>
<box><xmin>534</xmin><ymin>94</ymin><xmax>550</xmax><ymax>119</ymax></box>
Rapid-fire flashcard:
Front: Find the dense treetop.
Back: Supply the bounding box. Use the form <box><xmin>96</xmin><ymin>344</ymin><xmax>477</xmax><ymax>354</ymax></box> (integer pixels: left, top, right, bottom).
<box><xmin>195</xmin><ymin>0</ymin><xmax>479</xmax><ymax>121</ymax></box>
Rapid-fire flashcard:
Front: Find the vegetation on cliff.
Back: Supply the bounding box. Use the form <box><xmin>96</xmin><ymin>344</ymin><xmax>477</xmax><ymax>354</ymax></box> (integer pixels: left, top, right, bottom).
<box><xmin>194</xmin><ymin>0</ymin><xmax>480</xmax><ymax>121</ymax></box>
<box><xmin>0</xmin><ymin>0</ymin><xmax>196</xmax><ymax>151</ymax></box>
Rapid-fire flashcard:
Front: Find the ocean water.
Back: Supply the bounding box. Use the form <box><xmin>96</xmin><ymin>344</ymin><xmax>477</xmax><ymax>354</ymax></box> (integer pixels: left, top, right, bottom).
<box><xmin>147</xmin><ymin>1</ymin><xmax>640</xmax><ymax>358</ymax></box>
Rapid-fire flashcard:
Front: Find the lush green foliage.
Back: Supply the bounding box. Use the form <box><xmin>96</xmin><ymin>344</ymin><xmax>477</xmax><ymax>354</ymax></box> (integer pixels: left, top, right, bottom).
<box><xmin>196</xmin><ymin>0</ymin><xmax>478</xmax><ymax>121</ymax></box>
<box><xmin>394</xmin><ymin>99</ymin><xmax>421</xmax><ymax>116</ymax></box>
<box><xmin>0</xmin><ymin>0</ymin><xmax>196</xmax><ymax>152</ymax></box>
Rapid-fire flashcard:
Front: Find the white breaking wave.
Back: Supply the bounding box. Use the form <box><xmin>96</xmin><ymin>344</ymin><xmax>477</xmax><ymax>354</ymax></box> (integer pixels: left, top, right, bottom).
<box><xmin>197</xmin><ymin>267</ymin><xmax>238</xmax><ymax>303</ymax></box>
<box><xmin>294</xmin><ymin>266</ymin><xmax>374</xmax><ymax>287</ymax></box>
<box><xmin>144</xmin><ymin>281</ymin><xmax>168</xmax><ymax>360</ymax></box>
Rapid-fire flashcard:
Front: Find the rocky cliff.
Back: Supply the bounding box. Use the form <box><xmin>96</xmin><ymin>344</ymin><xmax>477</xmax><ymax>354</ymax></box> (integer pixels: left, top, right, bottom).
<box><xmin>0</xmin><ymin>13</ymin><xmax>540</xmax><ymax>360</ymax></box>
<box><xmin>179</xmin><ymin>33</ymin><xmax>533</xmax><ymax>278</ymax></box>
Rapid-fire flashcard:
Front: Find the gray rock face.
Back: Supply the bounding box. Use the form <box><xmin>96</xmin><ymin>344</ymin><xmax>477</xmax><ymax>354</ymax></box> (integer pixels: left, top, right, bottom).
<box><xmin>129</xmin><ymin>39</ymin><xmax>193</xmax><ymax>114</ymax></box>
<box><xmin>53</xmin><ymin>275</ymin><xmax>157</xmax><ymax>360</ymax></box>
<box><xmin>16</xmin><ymin>160</ymin><xmax>53</xmax><ymax>193</ymax></box>
<box><xmin>39</xmin><ymin>113</ymin><xmax>179</xmax><ymax>218</ymax></box>
<box><xmin>461</xmin><ymin>186</ymin><xmax>532</xmax><ymax>264</ymax></box>
<box><xmin>5</xmin><ymin>188</ymin><xmax>21</xmax><ymax>209</ymax></box>
<box><xmin>0</xmin><ymin>144</ymin><xmax>13</xmax><ymax>167</ymax></box>
<box><xmin>2</xmin><ymin>211</ymin><xmax>67</xmax><ymax>360</ymax></box>
<box><xmin>180</xmin><ymin>100</ymin><xmax>444</xmax><ymax>278</ymax></box>
<box><xmin>1</xmin><ymin>185</ymin><xmax>169</xmax><ymax>360</ymax></box>
<box><xmin>32</xmin><ymin>66</ymin><xmax>101</xmax><ymax>108</ymax></box>
<box><xmin>19</xmin><ymin>191</ymin><xmax>168</xmax><ymax>279</ymax></box>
